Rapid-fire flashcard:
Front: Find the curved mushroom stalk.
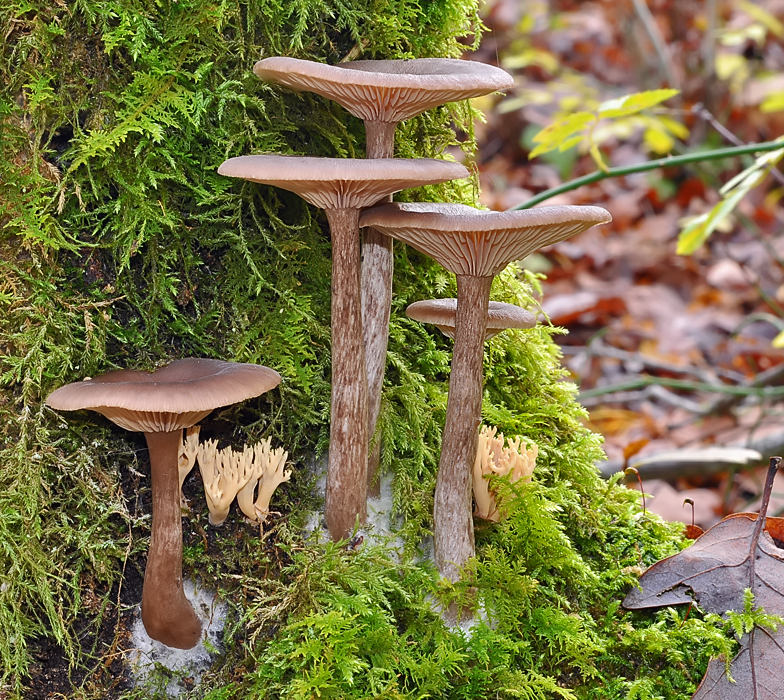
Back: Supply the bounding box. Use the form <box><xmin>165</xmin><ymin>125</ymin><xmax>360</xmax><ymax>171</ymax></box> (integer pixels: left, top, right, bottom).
<box><xmin>142</xmin><ymin>430</ymin><xmax>202</xmax><ymax>649</ymax></box>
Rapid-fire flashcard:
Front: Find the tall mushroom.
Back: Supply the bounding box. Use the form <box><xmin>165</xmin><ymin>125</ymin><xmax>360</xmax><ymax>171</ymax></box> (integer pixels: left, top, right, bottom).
<box><xmin>46</xmin><ymin>358</ymin><xmax>281</xmax><ymax>649</ymax></box>
<box><xmin>360</xmin><ymin>203</ymin><xmax>611</xmax><ymax>581</ymax></box>
<box><xmin>217</xmin><ymin>155</ymin><xmax>468</xmax><ymax>540</ymax></box>
<box><xmin>406</xmin><ymin>298</ymin><xmax>536</xmax><ymax>340</ymax></box>
<box><xmin>253</xmin><ymin>57</ymin><xmax>514</xmax><ymax>480</ymax></box>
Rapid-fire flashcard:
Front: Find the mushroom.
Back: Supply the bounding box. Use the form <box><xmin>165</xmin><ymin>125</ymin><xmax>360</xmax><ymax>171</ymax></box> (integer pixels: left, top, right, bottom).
<box><xmin>360</xmin><ymin>203</ymin><xmax>611</xmax><ymax>581</ymax></box>
<box><xmin>217</xmin><ymin>154</ymin><xmax>467</xmax><ymax>541</ymax></box>
<box><xmin>406</xmin><ymin>298</ymin><xmax>536</xmax><ymax>340</ymax></box>
<box><xmin>473</xmin><ymin>426</ymin><xmax>537</xmax><ymax>522</ymax></box>
<box><xmin>46</xmin><ymin>358</ymin><xmax>281</xmax><ymax>649</ymax></box>
<box><xmin>253</xmin><ymin>57</ymin><xmax>514</xmax><ymax>481</ymax></box>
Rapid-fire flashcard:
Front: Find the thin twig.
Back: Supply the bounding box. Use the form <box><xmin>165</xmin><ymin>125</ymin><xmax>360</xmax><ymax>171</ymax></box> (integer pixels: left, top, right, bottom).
<box><xmin>692</xmin><ymin>103</ymin><xmax>784</xmax><ymax>186</ymax></box>
<box><xmin>702</xmin><ymin>0</ymin><xmax>718</xmax><ymax>82</ymax></box>
<box><xmin>579</xmin><ymin>375</ymin><xmax>784</xmax><ymax>401</ymax></box>
<box><xmin>630</xmin><ymin>0</ymin><xmax>679</xmax><ymax>88</ymax></box>
<box><xmin>703</xmin><ymin>362</ymin><xmax>784</xmax><ymax>416</ymax></box>
<box><xmin>511</xmin><ymin>140</ymin><xmax>784</xmax><ymax>210</ymax></box>
<box><xmin>561</xmin><ymin>342</ymin><xmax>745</xmax><ymax>384</ymax></box>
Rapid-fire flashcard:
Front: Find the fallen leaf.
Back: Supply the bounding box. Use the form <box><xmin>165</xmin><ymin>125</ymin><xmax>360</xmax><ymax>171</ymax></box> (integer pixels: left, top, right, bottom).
<box><xmin>684</xmin><ymin>524</ymin><xmax>704</xmax><ymax>539</ymax></box>
<box><xmin>623</xmin><ymin>459</ymin><xmax>784</xmax><ymax>700</ymax></box>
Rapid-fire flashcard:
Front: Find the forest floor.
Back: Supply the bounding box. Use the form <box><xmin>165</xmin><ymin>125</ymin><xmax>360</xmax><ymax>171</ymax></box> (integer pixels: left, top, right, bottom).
<box><xmin>472</xmin><ymin>0</ymin><xmax>784</xmax><ymax>529</ymax></box>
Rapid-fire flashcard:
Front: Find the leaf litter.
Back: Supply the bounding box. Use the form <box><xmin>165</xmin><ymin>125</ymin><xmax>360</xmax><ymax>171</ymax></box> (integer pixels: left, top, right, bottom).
<box><xmin>624</xmin><ymin>457</ymin><xmax>784</xmax><ymax>699</ymax></box>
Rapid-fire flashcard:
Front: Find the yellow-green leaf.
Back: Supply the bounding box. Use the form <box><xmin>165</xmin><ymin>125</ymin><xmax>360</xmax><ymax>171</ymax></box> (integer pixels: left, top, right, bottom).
<box><xmin>762</xmin><ymin>92</ymin><xmax>784</xmax><ymax>113</ymax></box>
<box><xmin>644</xmin><ymin>127</ymin><xmax>675</xmax><ymax>154</ymax></box>
<box><xmin>598</xmin><ymin>89</ymin><xmax>680</xmax><ymax>119</ymax></box>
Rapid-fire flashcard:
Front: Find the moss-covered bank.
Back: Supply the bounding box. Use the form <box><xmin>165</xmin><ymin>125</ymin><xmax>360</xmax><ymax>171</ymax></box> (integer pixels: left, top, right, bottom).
<box><xmin>1</xmin><ymin>1</ymin><xmax>736</xmax><ymax>697</ymax></box>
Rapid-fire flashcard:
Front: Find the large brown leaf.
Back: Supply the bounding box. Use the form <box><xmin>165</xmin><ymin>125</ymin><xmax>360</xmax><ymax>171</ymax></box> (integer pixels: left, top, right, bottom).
<box><xmin>623</xmin><ymin>459</ymin><xmax>784</xmax><ymax>700</ymax></box>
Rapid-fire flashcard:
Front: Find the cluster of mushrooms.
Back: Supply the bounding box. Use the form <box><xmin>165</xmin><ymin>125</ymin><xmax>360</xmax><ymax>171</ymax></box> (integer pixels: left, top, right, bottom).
<box><xmin>45</xmin><ymin>55</ymin><xmax>611</xmax><ymax>650</ymax></box>
<box><xmin>225</xmin><ymin>56</ymin><xmax>611</xmax><ymax>582</ymax></box>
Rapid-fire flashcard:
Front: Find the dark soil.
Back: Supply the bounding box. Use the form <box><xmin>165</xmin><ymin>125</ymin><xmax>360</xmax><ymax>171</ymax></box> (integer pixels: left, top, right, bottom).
<box><xmin>22</xmin><ymin>564</ymin><xmax>143</xmax><ymax>699</ymax></box>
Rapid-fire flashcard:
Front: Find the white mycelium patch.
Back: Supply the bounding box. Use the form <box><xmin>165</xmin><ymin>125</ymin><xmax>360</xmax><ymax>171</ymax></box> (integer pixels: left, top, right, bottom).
<box><xmin>127</xmin><ymin>579</ymin><xmax>228</xmax><ymax>697</ymax></box>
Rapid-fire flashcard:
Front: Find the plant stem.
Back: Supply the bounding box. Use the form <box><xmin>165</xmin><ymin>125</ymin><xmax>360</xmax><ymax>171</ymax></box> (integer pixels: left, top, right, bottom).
<box><xmin>578</xmin><ymin>375</ymin><xmax>784</xmax><ymax>401</ymax></box>
<box><xmin>434</xmin><ymin>274</ymin><xmax>492</xmax><ymax>582</ymax></box>
<box><xmin>142</xmin><ymin>430</ymin><xmax>202</xmax><ymax>649</ymax></box>
<box><xmin>325</xmin><ymin>207</ymin><xmax>368</xmax><ymax>541</ymax></box>
<box><xmin>749</xmin><ymin>456</ymin><xmax>781</xmax><ymax>591</ymax></box>
<box><xmin>511</xmin><ymin>140</ymin><xmax>784</xmax><ymax>210</ymax></box>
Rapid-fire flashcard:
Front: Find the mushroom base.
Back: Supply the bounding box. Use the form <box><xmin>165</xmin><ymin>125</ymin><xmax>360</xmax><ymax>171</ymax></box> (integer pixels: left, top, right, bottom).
<box><xmin>142</xmin><ymin>429</ymin><xmax>202</xmax><ymax>649</ymax></box>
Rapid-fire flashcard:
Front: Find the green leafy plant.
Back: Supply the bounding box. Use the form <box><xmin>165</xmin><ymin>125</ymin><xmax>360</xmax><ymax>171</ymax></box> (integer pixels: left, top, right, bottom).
<box><xmin>529</xmin><ymin>89</ymin><xmax>685</xmax><ymax>170</ymax></box>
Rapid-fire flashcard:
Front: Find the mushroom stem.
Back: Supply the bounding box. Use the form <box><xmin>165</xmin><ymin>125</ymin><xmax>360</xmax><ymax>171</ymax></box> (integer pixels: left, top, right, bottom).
<box><xmin>142</xmin><ymin>430</ymin><xmax>202</xmax><ymax>649</ymax></box>
<box><xmin>434</xmin><ymin>274</ymin><xmax>493</xmax><ymax>582</ymax></box>
<box><xmin>362</xmin><ymin>119</ymin><xmax>396</xmax><ymax>495</ymax></box>
<box><xmin>364</xmin><ymin>120</ymin><xmax>396</xmax><ymax>160</ymax></box>
<box><xmin>325</xmin><ymin>207</ymin><xmax>369</xmax><ymax>540</ymax></box>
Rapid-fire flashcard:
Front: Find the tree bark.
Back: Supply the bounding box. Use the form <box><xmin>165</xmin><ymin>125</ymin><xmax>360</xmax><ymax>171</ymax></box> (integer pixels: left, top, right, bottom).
<box><xmin>325</xmin><ymin>207</ymin><xmax>368</xmax><ymax>540</ymax></box>
<box><xmin>362</xmin><ymin>119</ymin><xmax>397</xmax><ymax>496</ymax></box>
<box><xmin>434</xmin><ymin>274</ymin><xmax>493</xmax><ymax>582</ymax></box>
<box><xmin>141</xmin><ymin>429</ymin><xmax>202</xmax><ymax>649</ymax></box>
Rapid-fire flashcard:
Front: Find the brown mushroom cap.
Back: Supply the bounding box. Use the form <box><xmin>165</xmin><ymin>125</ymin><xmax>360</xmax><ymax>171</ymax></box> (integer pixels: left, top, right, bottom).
<box><xmin>46</xmin><ymin>358</ymin><xmax>282</xmax><ymax>433</ymax></box>
<box><xmin>360</xmin><ymin>203</ymin><xmax>612</xmax><ymax>276</ymax></box>
<box><xmin>253</xmin><ymin>57</ymin><xmax>514</xmax><ymax>123</ymax></box>
<box><xmin>406</xmin><ymin>298</ymin><xmax>536</xmax><ymax>339</ymax></box>
<box><xmin>217</xmin><ymin>156</ymin><xmax>468</xmax><ymax>210</ymax></box>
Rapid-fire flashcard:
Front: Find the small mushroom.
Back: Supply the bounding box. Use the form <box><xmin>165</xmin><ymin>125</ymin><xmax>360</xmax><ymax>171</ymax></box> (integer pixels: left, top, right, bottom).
<box><xmin>218</xmin><ymin>155</ymin><xmax>467</xmax><ymax>541</ymax></box>
<box><xmin>361</xmin><ymin>203</ymin><xmax>611</xmax><ymax>581</ymax></box>
<box><xmin>406</xmin><ymin>298</ymin><xmax>536</xmax><ymax>340</ymax></box>
<box><xmin>46</xmin><ymin>358</ymin><xmax>281</xmax><ymax>649</ymax></box>
<box><xmin>253</xmin><ymin>57</ymin><xmax>514</xmax><ymax>482</ymax></box>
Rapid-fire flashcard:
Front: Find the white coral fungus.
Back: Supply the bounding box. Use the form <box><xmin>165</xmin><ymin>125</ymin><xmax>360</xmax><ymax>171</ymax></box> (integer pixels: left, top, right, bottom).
<box><xmin>195</xmin><ymin>435</ymin><xmax>290</xmax><ymax>526</ymax></box>
<box><xmin>178</xmin><ymin>425</ymin><xmax>200</xmax><ymax>508</ymax></box>
<box><xmin>472</xmin><ymin>426</ymin><xmax>537</xmax><ymax>522</ymax></box>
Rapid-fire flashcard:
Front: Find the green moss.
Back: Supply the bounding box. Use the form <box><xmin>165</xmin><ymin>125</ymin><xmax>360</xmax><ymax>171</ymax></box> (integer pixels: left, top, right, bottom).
<box><xmin>1</xmin><ymin>0</ymin><xmax>727</xmax><ymax>698</ymax></box>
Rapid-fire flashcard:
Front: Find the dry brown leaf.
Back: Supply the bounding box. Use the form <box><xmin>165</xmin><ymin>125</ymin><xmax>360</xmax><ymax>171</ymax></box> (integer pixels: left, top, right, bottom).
<box><xmin>623</xmin><ymin>459</ymin><xmax>784</xmax><ymax>700</ymax></box>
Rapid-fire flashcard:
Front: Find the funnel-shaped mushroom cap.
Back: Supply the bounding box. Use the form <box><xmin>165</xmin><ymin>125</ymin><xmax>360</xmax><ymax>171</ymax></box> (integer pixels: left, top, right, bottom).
<box><xmin>360</xmin><ymin>203</ymin><xmax>612</xmax><ymax>277</ymax></box>
<box><xmin>218</xmin><ymin>156</ymin><xmax>468</xmax><ymax>210</ymax></box>
<box><xmin>253</xmin><ymin>57</ymin><xmax>514</xmax><ymax>123</ymax></box>
<box><xmin>406</xmin><ymin>298</ymin><xmax>536</xmax><ymax>340</ymax></box>
<box><xmin>47</xmin><ymin>358</ymin><xmax>281</xmax><ymax>433</ymax></box>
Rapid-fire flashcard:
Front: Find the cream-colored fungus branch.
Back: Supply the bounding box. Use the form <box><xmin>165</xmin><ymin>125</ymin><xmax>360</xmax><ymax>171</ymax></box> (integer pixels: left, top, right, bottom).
<box><xmin>473</xmin><ymin>426</ymin><xmax>537</xmax><ymax>522</ymax></box>
<box><xmin>178</xmin><ymin>425</ymin><xmax>200</xmax><ymax>507</ymax></box>
<box><xmin>196</xmin><ymin>436</ymin><xmax>291</xmax><ymax>526</ymax></box>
